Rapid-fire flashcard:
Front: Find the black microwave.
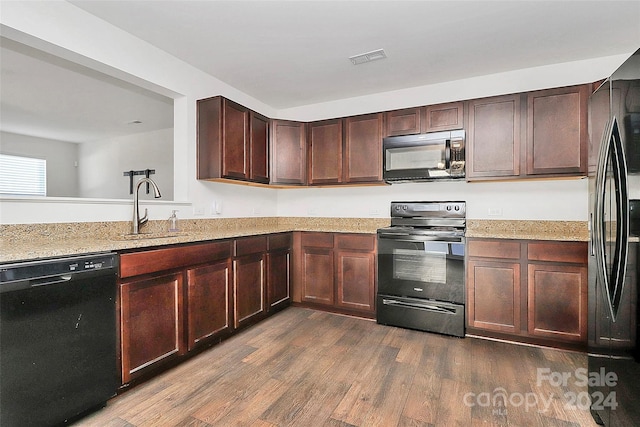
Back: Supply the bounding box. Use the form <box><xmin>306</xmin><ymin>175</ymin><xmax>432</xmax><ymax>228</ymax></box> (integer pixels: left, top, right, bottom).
<box><xmin>382</xmin><ymin>130</ymin><xmax>465</xmax><ymax>183</ymax></box>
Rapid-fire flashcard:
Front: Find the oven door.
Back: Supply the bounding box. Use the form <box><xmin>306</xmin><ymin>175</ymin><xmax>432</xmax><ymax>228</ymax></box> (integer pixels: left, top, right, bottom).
<box><xmin>377</xmin><ymin>230</ymin><xmax>465</xmax><ymax>303</ymax></box>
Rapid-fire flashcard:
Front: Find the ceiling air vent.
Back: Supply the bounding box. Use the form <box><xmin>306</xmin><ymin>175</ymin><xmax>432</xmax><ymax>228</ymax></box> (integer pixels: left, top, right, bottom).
<box><xmin>349</xmin><ymin>49</ymin><xmax>387</xmax><ymax>65</ymax></box>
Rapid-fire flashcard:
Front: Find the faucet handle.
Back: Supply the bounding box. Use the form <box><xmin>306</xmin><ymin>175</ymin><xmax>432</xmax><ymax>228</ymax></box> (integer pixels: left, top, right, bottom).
<box><xmin>140</xmin><ymin>208</ymin><xmax>149</xmax><ymax>225</ymax></box>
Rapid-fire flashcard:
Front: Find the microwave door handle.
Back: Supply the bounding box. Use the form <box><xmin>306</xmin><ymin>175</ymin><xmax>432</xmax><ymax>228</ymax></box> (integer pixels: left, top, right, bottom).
<box><xmin>445</xmin><ymin>139</ymin><xmax>451</xmax><ymax>170</ymax></box>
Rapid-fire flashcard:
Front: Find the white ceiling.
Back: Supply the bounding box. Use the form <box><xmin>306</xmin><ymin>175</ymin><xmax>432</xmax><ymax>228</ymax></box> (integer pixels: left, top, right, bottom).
<box><xmin>69</xmin><ymin>0</ymin><xmax>640</xmax><ymax>108</ymax></box>
<box><xmin>1</xmin><ymin>1</ymin><xmax>639</xmax><ymax>143</ymax></box>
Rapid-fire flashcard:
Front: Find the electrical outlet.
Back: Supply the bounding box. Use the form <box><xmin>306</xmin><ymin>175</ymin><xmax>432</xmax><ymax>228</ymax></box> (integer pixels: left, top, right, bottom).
<box><xmin>193</xmin><ymin>205</ymin><xmax>205</xmax><ymax>216</ymax></box>
<box><xmin>488</xmin><ymin>207</ymin><xmax>503</xmax><ymax>217</ymax></box>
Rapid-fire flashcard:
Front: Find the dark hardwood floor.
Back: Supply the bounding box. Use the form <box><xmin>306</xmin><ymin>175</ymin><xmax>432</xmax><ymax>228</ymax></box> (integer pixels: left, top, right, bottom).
<box><xmin>76</xmin><ymin>307</ymin><xmax>598</xmax><ymax>427</ymax></box>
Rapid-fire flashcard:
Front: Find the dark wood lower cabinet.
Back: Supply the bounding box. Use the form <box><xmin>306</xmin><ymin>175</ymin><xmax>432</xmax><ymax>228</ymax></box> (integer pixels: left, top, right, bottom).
<box><xmin>467</xmin><ymin>238</ymin><xmax>588</xmax><ymax>349</ymax></box>
<box><xmin>233</xmin><ymin>235</ymin><xmax>267</xmax><ymax>329</ymax></box>
<box><xmin>301</xmin><ymin>247</ymin><xmax>335</xmax><ymax>305</ymax></box>
<box><xmin>120</xmin><ymin>272</ymin><xmax>185</xmax><ymax>384</ymax></box>
<box><xmin>467</xmin><ymin>259</ymin><xmax>521</xmax><ymax>334</ymax></box>
<box><xmin>267</xmin><ymin>233</ymin><xmax>292</xmax><ymax>311</ymax></box>
<box><xmin>528</xmin><ymin>263</ymin><xmax>587</xmax><ymax>342</ymax></box>
<box><xmin>233</xmin><ymin>253</ymin><xmax>266</xmax><ymax>329</ymax></box>
<box><xmin>118</xmin><ymin>234</ymin><xmax>291</xmax><ymax>387</ymax></box>
<box><xmin>295</xmin><ymin>232</ymin><xmax>376</xmax><ymax>317</ymax></box>
<box><xmin>335</xmin><ymin>235</ymin><xmax>376</xmax><ymax>313</ymax></box>
<box><xmin>186</xmin><ymin>260</ymin><xmax>232</xmax><ymax>351</ymax></box>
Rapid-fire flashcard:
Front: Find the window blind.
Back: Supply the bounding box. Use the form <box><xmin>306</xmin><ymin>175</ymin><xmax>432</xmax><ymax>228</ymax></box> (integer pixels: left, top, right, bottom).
<box><xmin>0</xmin><ymin>154</ymin><xmax>47</xmax><ymax>196</ymax></box>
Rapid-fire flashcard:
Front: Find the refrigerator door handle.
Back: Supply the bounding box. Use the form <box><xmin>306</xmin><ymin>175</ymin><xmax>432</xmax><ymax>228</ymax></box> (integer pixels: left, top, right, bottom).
<box><xmin>594</xmin><ymin>116</ymin><xmax>629</xmax><ymax>321</ymax></box>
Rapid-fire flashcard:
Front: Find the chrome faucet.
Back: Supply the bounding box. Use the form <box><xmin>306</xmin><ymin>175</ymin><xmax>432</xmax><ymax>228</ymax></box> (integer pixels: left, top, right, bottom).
<box><xmin>132</xmin><ymin>178</ymin><xmax>162</xmax><ymax>234</ymax></box>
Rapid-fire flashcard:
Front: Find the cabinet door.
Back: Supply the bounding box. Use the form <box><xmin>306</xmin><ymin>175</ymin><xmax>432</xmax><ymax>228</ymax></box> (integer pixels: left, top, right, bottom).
<box><xmin>196</xmin><ymin>96</ymin><xmax>222</xmax><ymax>180</ymax></box>
<box><xmin>528</xmin><ymin>263</ymin><xmax>587</xmax><ymax>342</ymax></box>
<box><xmin>270</xmin><ymin>120</ymin><xmax>307</xmax><ymax>185</ymax></box>
<box><xmin>120</xmin><ymin>272</ymin><xmax>184</xmax><ymax>383</ymax></box>
<box><xmin>250</xmin><ymin>112</ymin><xmax>269</xmax><ymax>183</ymax></box>
<box><xmin>384</xmin><ymin>108</ymin><xmax>421</xmax><ymax>136</ymax></box>
<box><xmin>222</xmin><ymin>98</ymin><xmax>249</xmax><ymax>179</ymax></box>
<box><xmin>344</xmin><ymin>114</ymin><xmax>383</xmax><ymax>183</ymax></box>
<box><xmin>467</xmin><ymin>94</ymin><xmax>522</xmax><ymax>179</ymax></box>
<box><xmin>268</xmin><ymin>249</ymin><xmax>290</xmax><ymax>311</ymax></box>
<box><xmin>186</xmin><ymin>260</ymin><xmax>232</xmax><ymax>351</ymax></box>
<box><xmin>233</xmin><ymin>254</ymin><xmax>266</xmax><ymax>329</ymax></box>
<box><xmin>467</xmin><ymin>259</ymin><xmax>521</xmax><ymax>333</ymax></box>
<box><xmin>336</xmin><ymin>249</ymin><xmax>375</xmax><ymax>313</ymax></box>
<box><xmin>301</xmin><ymin>246</ymin><xmax>335</xmax><ymax>305</ymax></box>
<box><xmin>526</xmin><ymin>85</ymin><xmax>588</xmax><ymax>176</ymax></box>
<box><xmin>308</xmin><ymin>119</ymin><xmax>343</xmax><ymax>185</ymax></box>
<box><xmin>423</xmin><ymin>102</ymin><xmax>464</xmax><ymax>132</ymax></box>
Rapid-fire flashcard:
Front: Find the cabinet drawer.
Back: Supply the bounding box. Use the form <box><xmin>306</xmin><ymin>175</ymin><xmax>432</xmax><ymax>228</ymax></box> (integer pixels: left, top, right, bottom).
<box><xmin>335</xmin><ymin>233</ymin><xmax>375</xmax><ymax>251</ymax></box>
<box><xmin>235</xmin><ymin>235</ymin><xmax>268</xmax><ymax>256</ymax></box>
<box><xmin>120</xmin><ymin>241</ymin><xmax>232</xmax><ymax>278</ymax></box>
<box><xmin>467</xmin><ymin>239</ymin><xmax>521</xmax><ymax>259</ymax></box>
<box><xmin>528</xmin><ymin>241</ymin><xmax>587</xmax><ymax>264</ymax></box>
<box><xmin>301</xmin><ymin>232</ymin><xmax>334</xmax><ymax>248</ymax></box>
<box><xmin>268</xmin><ymin>233</ymin><xmax>292</xmax><ymax>251</ymax></box>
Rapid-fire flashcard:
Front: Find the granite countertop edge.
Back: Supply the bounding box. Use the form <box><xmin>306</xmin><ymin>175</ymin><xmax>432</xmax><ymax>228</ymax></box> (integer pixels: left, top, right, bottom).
<box><xmin>1</xmin><ymin>218</ymin><xmax>589</xmax><ymax>263</ymax></box>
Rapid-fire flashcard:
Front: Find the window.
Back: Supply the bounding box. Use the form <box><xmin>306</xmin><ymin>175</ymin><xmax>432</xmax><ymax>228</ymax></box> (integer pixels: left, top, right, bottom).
<box><xmin>0</xmin><ymin>154</ymin><xmax>46</xmax><ymax>196</ymax></box>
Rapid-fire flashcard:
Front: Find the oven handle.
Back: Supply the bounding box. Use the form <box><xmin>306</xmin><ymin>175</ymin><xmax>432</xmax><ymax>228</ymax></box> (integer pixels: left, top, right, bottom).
<box><xmin>378</xmin><ymin>232</ymin><xmax>464</xmax><ymax>243</ymax></box>
<box><xmin>382</xmin><ymin>298</ymin><xmax>458</xmax><ymax>314</ymax></box>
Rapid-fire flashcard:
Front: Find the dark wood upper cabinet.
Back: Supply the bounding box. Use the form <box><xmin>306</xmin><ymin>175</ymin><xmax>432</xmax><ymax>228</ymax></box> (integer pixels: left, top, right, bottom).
<box><xmin>270</xmin><ymin>120</ymin><xmax>307</xmax><ymax>185</ymax></box>
<box><xmin>222</xmin><ymin>99</ymin><xmax>250</xmax><ymax>179</ymax></box>
<box><xmin>249</xmin><ymin>111</ymin><xmax>269</xmax><ymax>183</ymax></box>
<box><xmin>384</xmin><ymin>107</ymin><xmax>421</xmax><ymax>136</ymax></box>
<box><xmin>467</xmin><ymin>94</ymin><xmax>522</xmax><ymax>179</ymax></box>
<box><xmin>423</xmin><ymin>101</ymin><xmax>464</xmax><ymax>132</ymax></box>
<box><xmin>196</xmin><ymin>96</ymin><xmax>269</xmax><ymax>184</ymax></box>
<box><xmin>384</xmin><ymin>102</ymin><xmax>463</xmax><ymax>136</ymax></box>
<box><xmin>467</xmin><ymin>84</ymin><xmax>589</xmax><ymax>181</ymax></box>
<box><xmin>344</xmin><ymin>113</ymin><xmax>383</xmax><ymax>183</ymax></box>
<box><xmin>526</xmin><ymin>85</ymin><xmax>588</xmax><ymax>176</ymax></box>
<box><xmin>308</xmin><ymin>119</ymin><xmax>343</xmax><ymax>185</ymax></box>
<box><xmin>308</xmin><ymin>114</ymin><xmax>383</xmax><ymax>185</ymax></box>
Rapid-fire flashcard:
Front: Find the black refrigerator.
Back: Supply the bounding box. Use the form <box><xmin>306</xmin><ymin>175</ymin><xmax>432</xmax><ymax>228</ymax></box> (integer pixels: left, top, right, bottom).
<box><xmin>588</xmin><ymin>48</ymin><xmax>640</xmax><ymax>426</ymax></box>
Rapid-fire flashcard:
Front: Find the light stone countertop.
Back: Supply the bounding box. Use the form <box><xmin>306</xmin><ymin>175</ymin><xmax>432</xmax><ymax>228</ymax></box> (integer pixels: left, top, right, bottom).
<box><xmin>466</xmin><ymin>220</ymin><xmax>589</xmax><ymax>242</ymax></box>
<box><xmin>1</xmin><ymin>217</ymin><xmax>589</xmax><ymax>263</ymax></box>
<box><xmin>0</xmin><ymin>217</ymin><xmax>389</xmax><ymax>263</ymax></box>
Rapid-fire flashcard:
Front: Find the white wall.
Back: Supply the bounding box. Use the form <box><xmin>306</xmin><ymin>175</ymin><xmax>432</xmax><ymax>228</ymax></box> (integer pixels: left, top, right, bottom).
<box><xmin>77</xmin><ymin>128</ymin><xmax>174</xmax><ymax>200</ymax></box>
<box><xmin>0</xmin><ymin>131</ymin><xmax>79</xmax><ymax>197</ymax></box>
<box><xmin>276</xmin><ymin>179</ymin><xmax>588</xmax><ymax>221</ymax></box>
<box><xmin>0</xmin><ymin>1</ymin><xmax>629</xmax><ymax>224</ymax></box>
<box><xmin>0</xmin><ymin>0</ymin><xmax>278</xmax><ymax>224</ymax></box>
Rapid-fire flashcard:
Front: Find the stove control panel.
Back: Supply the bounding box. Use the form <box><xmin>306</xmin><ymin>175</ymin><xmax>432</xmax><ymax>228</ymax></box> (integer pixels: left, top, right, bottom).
<box><xmin>390</xmin><ymin>201</ymin><xmax>466</xmax><ymax>218</ymax></box>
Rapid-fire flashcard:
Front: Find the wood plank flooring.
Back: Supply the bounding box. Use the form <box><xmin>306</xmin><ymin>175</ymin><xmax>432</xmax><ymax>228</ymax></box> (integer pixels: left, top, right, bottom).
<box><xmin>75</xmin><ymin>307</ymin><xmax>598</xmax><ymax>427</ymax></box>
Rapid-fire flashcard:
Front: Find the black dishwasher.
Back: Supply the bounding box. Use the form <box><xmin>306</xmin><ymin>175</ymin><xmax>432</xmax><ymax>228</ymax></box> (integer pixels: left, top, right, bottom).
<box><xmin>0</xmin><ymin>253</ymin><xmax>118</xmax><ymax>427</ymax></box>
